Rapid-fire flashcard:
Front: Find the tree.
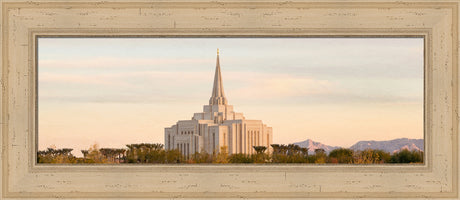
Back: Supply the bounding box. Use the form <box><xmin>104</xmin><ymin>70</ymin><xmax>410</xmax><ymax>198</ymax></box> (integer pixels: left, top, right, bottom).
<box><xmin>126</xmin><ymin>144</ymin><xmax>137</xmax><ymax>163</ymax></box>
<box><xmin>191</xmin><ymin>149</ymin><xmax>213</xmax><ymax>163</ymax></box>
<box><xmin>270</xmin><ymin>144</ymin><xmax>308</xmax><ymax>163</ymax></box>
<box><xmin>99</xmin><ymin>148</ymin><xmax>116</xmax><ymax>163</ymax></box>
<box><xmin>329</xmin><ymin>148</ymin><xmax>354</xmax><ymax>164</ymax></box>
<box><xmin>252</xmin><ymin>146</ymin><xmax>269</xmax><ymax>163</ymax></box>
<box><xmin>270</xmin><ymin>144</ymin><xmax>289</xmax><ymax>163</ymax></box>
<box><xmin>37</xmin><ymin>147</ymin><xmax>76</xmax><ymax>164</ymax></box>
<box><xmin>214</xmin><ymin>146</ymin><xmax>229</xmax><ymax>164</ymax></box>
<box><xmin>353</xmin><ymin>149</ymin><xmax>391</xmax><ymax>164</ymax></box>
<box><xmin>165</xmin><ymin>149</ymin><xmax>183</xmax><ymax>163</ymax></box>
<box><xmin>125</xmin><ymin>143</ymin><xmax>165</xmax><ymax>163</ymax></box>
<box><xmin>372</xmin><ymin>150</ymin><xmax>391</xmax><ymax>164</ymax></box>
<box><xmin>84</xmin><ymin>143</ymin><xmax>108</xmax><ymax>163</ymax></box>
<box><xmin>114</xmin><ymin>148</ymin><xmax>126</xmax><ymax>163</ymax></box>
<box><xmin>81</xmin><ymin>150</ymin><xmax>89</xmax><ymax>159</ymax></box>
<box><xmin>253</xmin><ymin>146</ymin><xmax>267</xmax><ymax>154</ymax></box>
<box><xmin>313</xmin><ymin>148</ymin><xmax>327</xmax><ymax>164</ymax></box>
<box><xmin>390</xmin><ymin>149</ymin><xmax>423</xmax><ymax>163</ymax></box>
<box><xmin>146</xmin><ymin>148</ymin><xmax>166</xmax><ymax>163</ymax></box>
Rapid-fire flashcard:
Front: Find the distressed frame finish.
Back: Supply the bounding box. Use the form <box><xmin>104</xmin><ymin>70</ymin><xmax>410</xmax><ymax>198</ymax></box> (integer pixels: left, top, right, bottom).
<box><xmin>1</xmin><ymin>0</ymin><xmax>459</xmax><ymax>199</ymax></box>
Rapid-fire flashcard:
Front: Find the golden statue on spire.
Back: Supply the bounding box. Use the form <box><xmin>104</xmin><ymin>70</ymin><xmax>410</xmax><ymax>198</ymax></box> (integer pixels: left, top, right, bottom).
<box><xmin>217</xmin><ymin>48</ymin><xmax>219</xmax><ymax>55</ymax></box>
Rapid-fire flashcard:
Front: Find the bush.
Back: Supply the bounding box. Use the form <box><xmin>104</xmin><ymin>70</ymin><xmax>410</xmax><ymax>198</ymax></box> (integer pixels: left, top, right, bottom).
<box><xmin>228</xmin><ymin>153</ymin><xmax>253</xmax><ymax>163</ymax></box>
<box><xmin>390</xmin><ymin>149</ymin><xmax>423</xmax><ymax>163</ymax></box>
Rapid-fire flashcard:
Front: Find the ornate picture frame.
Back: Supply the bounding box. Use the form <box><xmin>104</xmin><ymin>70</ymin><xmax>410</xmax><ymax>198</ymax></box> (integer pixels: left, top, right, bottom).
<box><xmin>1</xmin><ymin>0</ymin><xmax>458</xmax><ymax>199</ymax></box>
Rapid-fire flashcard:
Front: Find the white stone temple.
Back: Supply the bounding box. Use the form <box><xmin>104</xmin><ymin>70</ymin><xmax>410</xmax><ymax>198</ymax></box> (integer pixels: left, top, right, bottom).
<box><xmin>164</xmin><ymin>49</ymin><xmax>273</xmax><ymax>157</ymax></box>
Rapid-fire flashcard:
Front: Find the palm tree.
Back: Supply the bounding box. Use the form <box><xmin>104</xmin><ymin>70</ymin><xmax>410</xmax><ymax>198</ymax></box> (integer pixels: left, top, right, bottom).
<box><xmin>253</xmin><ymin>146</ymin><xmax>267</xmax><ymax>154</ymax></box>
<box><xmin>81</xmin><ymin>150</ymin><xmax>89</xmax><ymax>159</ymax></box>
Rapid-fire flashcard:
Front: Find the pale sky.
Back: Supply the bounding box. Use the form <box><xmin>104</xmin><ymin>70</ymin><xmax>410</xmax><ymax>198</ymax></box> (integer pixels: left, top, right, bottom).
<box><xmin>38</xmin><ymin>38</ymin><xmax>424</xmax><ymax>156</ymax></box>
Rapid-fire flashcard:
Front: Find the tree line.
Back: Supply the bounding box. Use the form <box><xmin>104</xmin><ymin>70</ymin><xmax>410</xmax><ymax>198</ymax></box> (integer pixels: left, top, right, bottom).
<box><xmin>37</xmin><ymin>143</ymin><xmax>423</xmax><ymax>164</ymax></box>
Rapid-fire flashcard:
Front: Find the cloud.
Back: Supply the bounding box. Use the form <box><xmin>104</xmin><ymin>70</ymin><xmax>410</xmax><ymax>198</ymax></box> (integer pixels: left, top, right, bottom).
<box><xmin>39</xmin><ymin>70</ymin><xmax>338</xmax><ymax>104</ymax></box>
<box><xmin>39</xmin><ymin>70</ymin><xmax>214</xmax><ymax>104</ymax></box>
<box><xmin>39</xmin><ymin>69</ymin><xmax>422</xmax><ymax>106</ymax></box>
<box><xmin>40</xmin><ymin>71</ymin><xmax>212</xmax><ymax>85</ymax></box>
<box><xmin>39</xmin><ymin>57</ymin><xmax>211</xmax><ymax>69</ymax></box>
<box><xmin>221</xmin><ymin>72</ymin><xmax>422</xmax><ymax>105</ymax></box>
<box><xmin>40</xmin><ymin>73</ymin><xmax>125</xmax><ymax>86</ymax></box>
<box><xmin>224</xmin><ymin>72</ymin><xmax>335</xmax><ymax>98</ymax></box>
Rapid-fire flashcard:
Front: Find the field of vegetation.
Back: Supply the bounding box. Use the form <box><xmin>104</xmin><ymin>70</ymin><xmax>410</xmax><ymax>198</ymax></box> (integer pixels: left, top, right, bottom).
<box><xmin>37</xmin><ymin>143</ymin><xmax>423</xmax><ymax>164</ymax></box>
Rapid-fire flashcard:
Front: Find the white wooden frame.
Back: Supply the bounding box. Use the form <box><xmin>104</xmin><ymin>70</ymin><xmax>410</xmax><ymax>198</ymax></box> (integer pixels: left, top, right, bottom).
<box><xmin>1</xmin><ymin>0</ymin><xmax>458</xmax><ymax>199</ymax></box>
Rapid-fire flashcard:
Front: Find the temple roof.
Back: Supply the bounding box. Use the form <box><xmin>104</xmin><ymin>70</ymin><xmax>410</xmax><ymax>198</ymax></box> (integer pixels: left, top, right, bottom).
<box><xmin>209</xmin><ymin>49</ymin><xmax>228</xmax><ymax>105</ymax></box>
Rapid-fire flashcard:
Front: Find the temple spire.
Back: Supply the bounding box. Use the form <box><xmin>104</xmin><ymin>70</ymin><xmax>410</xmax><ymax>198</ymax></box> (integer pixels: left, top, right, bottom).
<box><xmin>209</xmin><ymin>49</ymin><xmax>228</xmax><ymax>105</ymax></box>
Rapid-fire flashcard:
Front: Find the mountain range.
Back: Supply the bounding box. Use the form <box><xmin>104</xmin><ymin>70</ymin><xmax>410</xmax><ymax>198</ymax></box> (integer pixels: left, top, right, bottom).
<box><xmin>293</xmin><ymin>139</ymin><xmax>341</xmax><ymax>154</ymax></box>
<box><xmin>293</xmin><ymin>138</ymin><xmax>424</xmax><ymax>154</ymax></box>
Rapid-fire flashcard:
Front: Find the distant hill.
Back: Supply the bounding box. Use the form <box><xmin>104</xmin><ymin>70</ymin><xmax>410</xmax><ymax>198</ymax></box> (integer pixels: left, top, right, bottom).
<box><xmin>293</xmin><ymin>139</ymin><xmax>341</xmax><ymax>154</ymax></box>
<box><xmin>349</xmin><ymin>138</ymin><xmax>424</xmax><ymax>154</ymax></box>
<box><xmin>292</xmin><ymin>138</ymin><xmax>424</xmax><ymax>155</ymax></box>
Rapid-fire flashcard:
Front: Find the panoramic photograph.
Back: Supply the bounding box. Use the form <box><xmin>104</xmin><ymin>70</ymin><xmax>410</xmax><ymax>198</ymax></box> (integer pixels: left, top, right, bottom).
<box><xmin>37</xmin><ymin>38</ymin><xmax>424</xmax><ymax>164</ymax></box>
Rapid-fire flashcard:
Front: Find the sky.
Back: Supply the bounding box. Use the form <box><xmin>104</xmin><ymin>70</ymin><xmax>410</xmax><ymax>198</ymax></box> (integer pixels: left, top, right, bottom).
<box><xmin>38</xmin><ymin>38</ymin><xmax>424</xmax><ymax>157</ymax></box>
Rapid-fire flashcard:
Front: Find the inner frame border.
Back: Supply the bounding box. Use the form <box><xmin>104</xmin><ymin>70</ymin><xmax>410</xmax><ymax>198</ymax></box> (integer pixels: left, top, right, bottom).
<box><xmin>31</xmin><ymin>29</ymin><xmax>431</xmax><ymax>173</ymax></box>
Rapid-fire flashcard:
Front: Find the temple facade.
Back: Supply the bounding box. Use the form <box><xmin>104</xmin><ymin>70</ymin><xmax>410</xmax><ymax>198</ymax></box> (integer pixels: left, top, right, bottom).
<box><xmin>164</xmin><ymin>50</ymin><xmax>273</xmax><ymax>157</ymax></box>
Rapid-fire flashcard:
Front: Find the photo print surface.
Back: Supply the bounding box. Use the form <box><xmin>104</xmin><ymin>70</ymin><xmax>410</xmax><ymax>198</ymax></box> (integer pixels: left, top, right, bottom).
<box><xmin>37</xmin><ymin>38</ymin><xmax>424</xmax><ymax>164</ymax></box>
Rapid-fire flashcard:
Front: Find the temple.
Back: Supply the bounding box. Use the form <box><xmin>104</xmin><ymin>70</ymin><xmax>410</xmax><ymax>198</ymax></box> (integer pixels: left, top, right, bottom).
<box><xmin>164</xmin><ymin>49</ymin><xmax>273</xmax><ymax>157</ymax></box>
